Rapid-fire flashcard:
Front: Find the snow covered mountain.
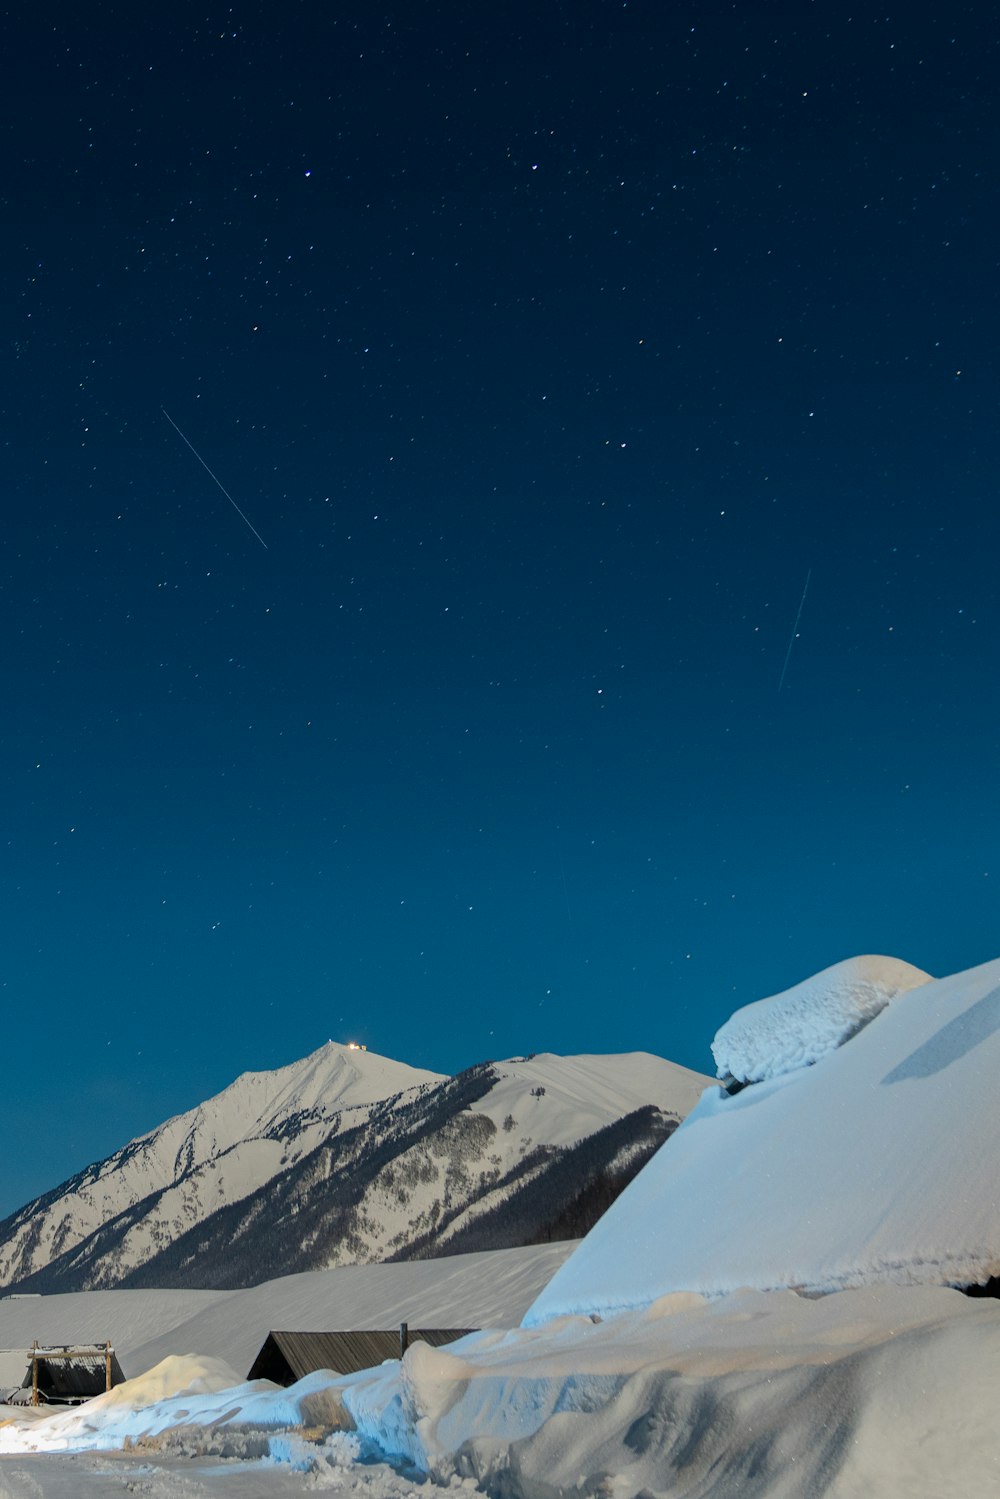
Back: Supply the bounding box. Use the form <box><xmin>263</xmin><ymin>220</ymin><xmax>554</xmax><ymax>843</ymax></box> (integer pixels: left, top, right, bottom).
<box><xmin>0</xmin><ymin>1042</ymin><xmax>709</xmax><ymax>1294</ymax></box>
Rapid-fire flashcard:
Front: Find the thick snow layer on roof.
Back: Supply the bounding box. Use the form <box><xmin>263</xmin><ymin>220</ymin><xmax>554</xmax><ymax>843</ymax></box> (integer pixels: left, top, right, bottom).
<box><xmin>526</xmin><ymin>954</ymin><xmax>1000</xmax><ymax>1319</ymax></box>
<box><xmin>711</xmin><ymin>954</ymin><xmax>932</xmax><ymax>1085</ymax></box>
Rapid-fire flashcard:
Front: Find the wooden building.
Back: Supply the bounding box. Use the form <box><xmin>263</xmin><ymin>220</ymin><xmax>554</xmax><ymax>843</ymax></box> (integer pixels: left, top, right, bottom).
<box><xmin>24</xmin><ymin>1342</ymin><xmax>126</xmax><ymax>1405</ymax></box>
<box><xmin>248</xmin><ymin>1325</ymin><xmax>475</xmax><ymax>1386</ymax></box>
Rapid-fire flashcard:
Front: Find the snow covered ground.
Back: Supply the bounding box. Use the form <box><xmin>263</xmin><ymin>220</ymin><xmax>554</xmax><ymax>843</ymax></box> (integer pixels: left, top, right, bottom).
<box><xmin>0</xmin><ymin>1448</ymin><xmax>433</xmax><ymax>1497</ymax></box>
<box><xmin>2</xmin><ymin>1285</ymin><xmax>998</xmax><ymax>1496</ymax></box>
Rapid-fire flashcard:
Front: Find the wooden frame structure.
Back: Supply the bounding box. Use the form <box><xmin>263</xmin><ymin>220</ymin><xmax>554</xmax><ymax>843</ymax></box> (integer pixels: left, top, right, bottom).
<box><xmin>29</xmin><ymin>1340</ymin><xmax>118</xmax><ymax>1406</ymax></box>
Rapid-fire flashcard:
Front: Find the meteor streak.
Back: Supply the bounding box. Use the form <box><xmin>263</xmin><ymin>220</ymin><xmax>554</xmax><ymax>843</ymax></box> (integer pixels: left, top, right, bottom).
<box><xmin>161</xmin><ymin>407</ymin><xmax>268</xmax><ymax>550</ymax></box>
<box><xmin>778</xmin><ymin>567</ymin><xmax>812</xmax><ymax>693</ymax></box>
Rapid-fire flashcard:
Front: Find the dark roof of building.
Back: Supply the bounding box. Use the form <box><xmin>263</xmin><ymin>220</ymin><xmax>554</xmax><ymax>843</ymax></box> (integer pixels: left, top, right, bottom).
<box><xmin>248</xmin><ymin>1328</ymin><xmax>475</xmax><ymax>1386</ymax></box>
<box><xmin>25</xmin><ymin>1345</ymin><xmax>126</xmax><ymax>1401</ymax></box>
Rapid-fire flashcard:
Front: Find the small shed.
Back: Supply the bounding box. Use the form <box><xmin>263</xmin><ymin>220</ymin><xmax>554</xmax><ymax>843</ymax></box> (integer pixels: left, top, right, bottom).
<box><xmin>248</xmin><ymin>1326</ymin><xmax>476</xmax><ymax>1386</ymax></box>
<box><xmin>22</xmin><ymin>1342</ymin><xmax>126</xmax><ymax>1405</ymax></box>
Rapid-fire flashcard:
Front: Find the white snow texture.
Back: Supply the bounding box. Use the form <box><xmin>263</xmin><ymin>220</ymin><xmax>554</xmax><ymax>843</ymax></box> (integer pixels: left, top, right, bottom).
<box><xmin>711</xmin><ymin>953</ymin><xmax>931</xmax><ymax>1084</ymax></box>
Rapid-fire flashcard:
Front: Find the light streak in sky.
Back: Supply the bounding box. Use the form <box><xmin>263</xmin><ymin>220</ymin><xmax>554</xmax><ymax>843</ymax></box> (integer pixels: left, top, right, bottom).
<box><xmin>161</xmin><ymin>407</ymin><xmax>268</xmax><ymax>550</ymax></box>
<box><xmin>777</xmin><ymin>567</ymin><xmax>812</xmax><ymax>693</ymax></box>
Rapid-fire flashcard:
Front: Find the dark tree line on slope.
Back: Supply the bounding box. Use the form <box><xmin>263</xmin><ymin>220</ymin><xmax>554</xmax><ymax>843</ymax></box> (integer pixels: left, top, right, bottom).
<box><xmin>397</xmin><ymin>1106</ymin><xmax>677</xmax><ymax>1259</ymax></box>
<box><xmin>8</xmin><ymin>1065</ymin><xmax>498</xmax><ymax>1294</ymax></box>
<box><xmin>123</xmin><ymin>1064</ymin><xmax>501</xmax><ymax>1290</ymax></box>
<box><xmin>3</xmin><ymin>1068</ymin><xmax>679</xmax><ymax>1295</ymax></box>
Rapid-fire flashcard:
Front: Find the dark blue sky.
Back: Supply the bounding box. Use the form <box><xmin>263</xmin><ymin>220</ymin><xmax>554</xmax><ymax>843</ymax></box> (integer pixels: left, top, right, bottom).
<box><xmin>3</xmin><ymin>1</ymin><xmax>998</xmax><ymax>1216</ymax></box>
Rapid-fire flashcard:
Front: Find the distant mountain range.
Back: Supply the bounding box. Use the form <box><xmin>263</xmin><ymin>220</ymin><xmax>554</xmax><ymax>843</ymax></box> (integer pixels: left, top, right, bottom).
<box><xmin>0</xmin><ymin>1042</ymin><xmax>710</xmax><ymax>1293</ymax></box>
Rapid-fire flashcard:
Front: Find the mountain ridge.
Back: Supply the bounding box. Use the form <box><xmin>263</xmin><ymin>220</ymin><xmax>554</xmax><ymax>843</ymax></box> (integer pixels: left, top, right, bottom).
<box><xmin>1</xmin><ymin>1041</ymin><xmax>709</xmax><ymax>1294</ymax></box>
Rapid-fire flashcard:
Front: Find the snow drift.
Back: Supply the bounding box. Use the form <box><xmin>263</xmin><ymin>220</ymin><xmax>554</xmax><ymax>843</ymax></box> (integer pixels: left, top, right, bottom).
<box><xmin>340</xmin><ymin>1284</ymin><xmax>1000</xmax><ymax>1499</ymax></box>
<box><xmin>5</xmin><ymin>1287</ymin><xmax>999</xmax><ymax>1499</ymax></box>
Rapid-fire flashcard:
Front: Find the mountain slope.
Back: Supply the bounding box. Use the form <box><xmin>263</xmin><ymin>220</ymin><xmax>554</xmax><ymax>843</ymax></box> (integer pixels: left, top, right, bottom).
<box><xmin>0</xmin><ymin>1043</ymin><xmax>443</xmax><ymax>1291</ymax></box>
<box><xmin>1</xmin><ymin>1046</ymin><xmax>709</xmax><ymax>1294</ymax></box>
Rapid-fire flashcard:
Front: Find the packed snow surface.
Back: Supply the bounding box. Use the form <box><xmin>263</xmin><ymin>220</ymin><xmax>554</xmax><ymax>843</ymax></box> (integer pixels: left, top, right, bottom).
<box><xmin>3</xmin><ymin>1285</ymin><xmax>998</xmax><ymax>1497</ymax></box>
<box><xmin>711</xmin><ymin>953</ymin><xmax>932</xmax><ymax>1084</ymax></box>
<box><xmin>528</xmin><ymin>954</ymin><xmax>1000</xmax><ymax>1320</ymax></box>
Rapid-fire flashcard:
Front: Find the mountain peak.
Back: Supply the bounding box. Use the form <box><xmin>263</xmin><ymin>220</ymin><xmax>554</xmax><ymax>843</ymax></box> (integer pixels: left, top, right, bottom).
<box><xmin>0</xmin><ymin>1041</ymin><xmax>709</xmax><ymax>1295</ymax></box>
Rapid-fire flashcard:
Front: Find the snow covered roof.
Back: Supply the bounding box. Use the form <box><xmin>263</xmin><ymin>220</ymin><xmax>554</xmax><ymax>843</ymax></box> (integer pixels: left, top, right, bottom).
<box><xmin>525</xmin><ymin>954</ymin><xmax>1000</xmax><ymax>1322</ymax></box>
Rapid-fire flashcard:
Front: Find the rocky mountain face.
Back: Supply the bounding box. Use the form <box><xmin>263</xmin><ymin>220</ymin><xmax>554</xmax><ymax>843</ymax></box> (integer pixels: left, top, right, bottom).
<box><xmin>0</xmin><ymin>1043</ymin><xmax>709</xmax><ymax>1293</ymax></box>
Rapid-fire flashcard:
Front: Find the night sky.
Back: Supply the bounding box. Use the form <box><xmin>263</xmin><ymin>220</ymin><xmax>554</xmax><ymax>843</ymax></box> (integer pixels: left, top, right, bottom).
<box><xmin>3</xmin><ymin>2</ymin><xmax>999</xmax><ymax>1217</ymax></box>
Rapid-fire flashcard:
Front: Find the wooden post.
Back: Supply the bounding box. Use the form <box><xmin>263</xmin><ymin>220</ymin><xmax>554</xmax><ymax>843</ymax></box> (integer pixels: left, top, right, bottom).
<box><xmin>399</xmin><ymin>1322</ymin><xmax>408</xmax><ymax>1359</ymax></box>
<box><xmin>31</xmin><ymin>1340</ymin><xmax>38</xmax><ymax>1407</ymax></box>
<box><xmin>105</xmin><ymin>1342</ymin><xmax>112</xmax><ymax>1393</ymax></box>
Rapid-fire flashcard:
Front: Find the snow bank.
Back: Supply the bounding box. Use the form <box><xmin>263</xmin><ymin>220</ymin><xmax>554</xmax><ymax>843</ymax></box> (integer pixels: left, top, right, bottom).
<box><xmin>712</xmin><ymin>954</ymin><xmax>931</xmax><ymax>1085</ymax></box>
<box><xmin>6</xmin><ymin>1289</ymin><xmax>999</xmax><ymax>1497</ymax></box>
<box><xmin>0</xmin><ymin>1353</ymin><xmax>351</xmax><ymax>1455</ymax></box>
<box><xmin>0</xmin><ymin>1355</ymin><xmax>242</xmax><ymax>1452</ymax></box>
<box><xmin>527</xmin><ymin>954</ymin><xmax>1000</xmax><ymax>1316</ymax></box>
<box><xmin>338</xmin><ymin>1286</ymin><xmax>1000</xmax><ymax>1497</ymax></box>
